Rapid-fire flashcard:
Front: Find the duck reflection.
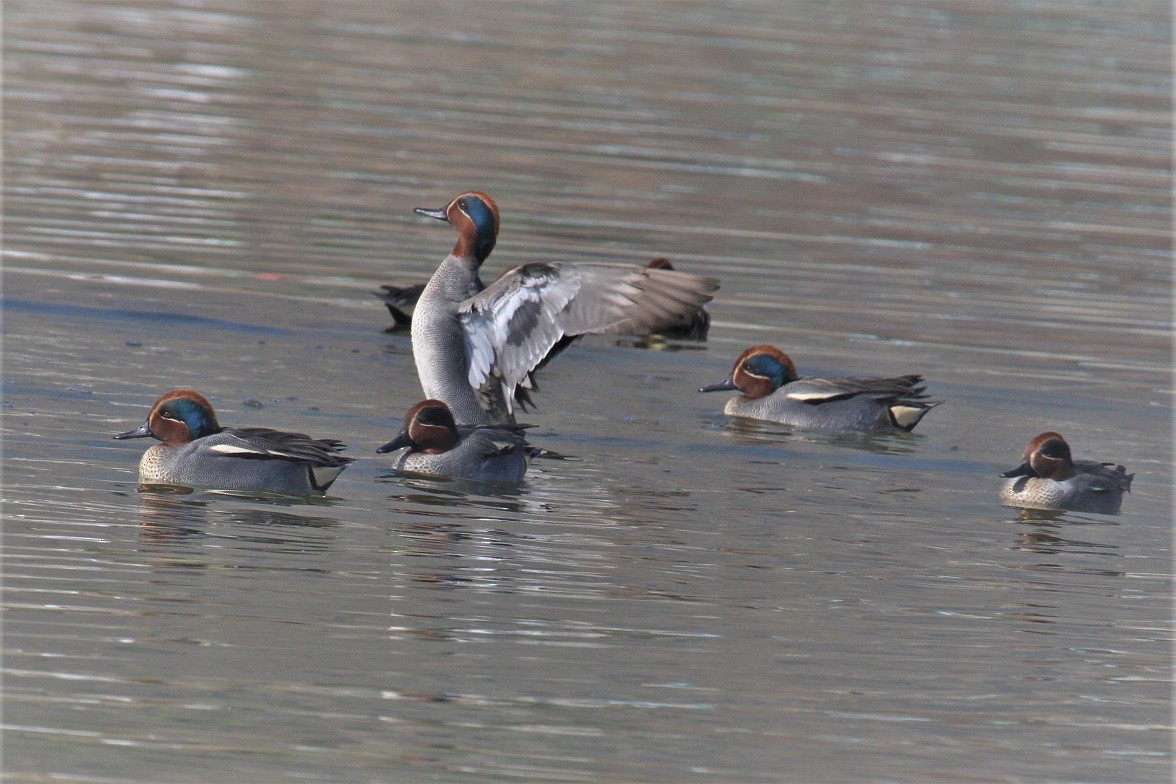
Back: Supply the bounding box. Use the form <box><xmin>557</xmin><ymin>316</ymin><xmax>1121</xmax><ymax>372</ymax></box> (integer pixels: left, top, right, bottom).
<box><xmin>717</xmin><ymin>415</ymin><xmax>921</xmax><ymax>456</ymax></box>
<box><xmin>379</xmin><ymin>467</ymin><xmax>631</xmax><ymax>600</ymax></box>
<box><xmin>137</xmin><ymin>491</ymin><xmax>209</xmax><ymax>546</ymax></box>
<box><xmin>135</xmin><ymin>486</ymin><xmax>339</xmax><ymax>552</ymax></box>
<box><xmin>1010</xmin><ymin>510</ymin><xmax>1122</xmax><ymax>572</ymax></box>
<box><xmin>380</xmin><ymin>473</ymin><xmax>527</xmax><ymax>509</ymax></box>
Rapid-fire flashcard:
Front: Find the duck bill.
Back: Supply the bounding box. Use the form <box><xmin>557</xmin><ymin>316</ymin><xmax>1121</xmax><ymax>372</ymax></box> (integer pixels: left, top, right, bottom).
<box><xmin>376</xmin><ymin>429</ymin><xmax>413</xmax><ymax>454</ymax></box>
<box><xmin>1000</xmin><ymin>461</ymin><xmax>1033</xmax><ymax>478</ymax></box>
<box><xmin>699</xmin><ymin>376</ymin><xmax>737</xmax><ymax>393</ymax></box>
<box><xmin>413</xmin><ymin>206</ymin><xmax>450</xmax><ymax>222</ymax></box>
<box><xmin>113</xmin><ymin>421</ymin><xmax>155</xmax><ymax>440</ymax></box>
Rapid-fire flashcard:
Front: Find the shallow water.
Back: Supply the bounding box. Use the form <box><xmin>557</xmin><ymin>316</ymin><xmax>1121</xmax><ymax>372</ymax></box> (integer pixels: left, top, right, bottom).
<box><xmin>2</xmin><ymin>2</ymin><xmax>1172</xmax><ymax>782</ymax></box>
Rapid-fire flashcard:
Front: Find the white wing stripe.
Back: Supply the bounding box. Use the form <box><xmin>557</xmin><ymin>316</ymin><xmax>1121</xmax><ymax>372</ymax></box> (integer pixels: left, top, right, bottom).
<box><xmin>785</xmin><ymin>390</ymin><xmax>842</xmax><ymax>402</ymax></box>
<box><xmin>208</xmin><ymin>443</ymin><xmax>266</xmax><ymax>456</ymax></box>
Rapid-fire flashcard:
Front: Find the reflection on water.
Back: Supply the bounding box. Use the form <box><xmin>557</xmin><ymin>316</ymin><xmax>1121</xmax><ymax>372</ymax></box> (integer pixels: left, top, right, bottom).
<box><xmin>3</xmin><ymin>1</ymin><xmax>1171</xmax><ymax>783</ymax></box>
<box><xmin>137</xmin><ymin>492</ymin><xmax>210</xmax><ymax>546</ymax></box>
<box><xmin>1010</xmin><ymin>512</ymin><xmax>1124</xmax><ymax>564</ymax></box>
<box><xmin>717</xmin><ymin>415</ymin><xmax>925</xmax><ymax>455</ymax></box>
<box><xmin>135</xmin><ymin>492</ymin><xmax>342</xmax><ymax>554</ymax></box>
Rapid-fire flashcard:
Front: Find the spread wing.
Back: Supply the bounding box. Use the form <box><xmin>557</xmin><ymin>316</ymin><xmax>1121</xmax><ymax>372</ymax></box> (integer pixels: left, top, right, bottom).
<box><xmin>785</xmin><ymin>375</ymin><xmax>929</xmax><ymax>404</ymax></box>
<box><xmin>458</xmin><ymin>262</ymin><xmax>718</xmax><ymax>413</ymax></box>
<box><xmin>208</xmin><ymin>428</ymin><xmax>353</xmax><ymax>467</ymax></box>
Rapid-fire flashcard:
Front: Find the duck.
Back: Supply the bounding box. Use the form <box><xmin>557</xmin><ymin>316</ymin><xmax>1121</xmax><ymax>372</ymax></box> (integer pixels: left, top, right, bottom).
<box><xmin>700</xmin><ymin>344</ymin><xmax>939</xmax><ymax>431</ymax></box>
<box><xmin>373</xmin><ymin>282</ymin><xmax>425</xmax><ymax>329</ymax></box>
<box><xmin>641</xmin><ymin>258</ymin><xmax>710</xmax><ymax>339</ymax></box>
<box><xmin>409</xmin><ymin>191</ymin><xmax>720</xmax><ymax>425</ymax></box>
<box><xmin>375</xmin><ymin>257</ymin><xmax>709</xmax><ymax>339</ymax></box>
<box><xmin>114</xmin><ymin>389</ymin><xmax>352</xmax><ymax>495</ymax></box>
<box><xmin>377</xmin><ymin>399</ymin><xmax>529</xmax><ymax>483</ymax></box>
<box><xmin>1000</xmin><ymin>431</ymin><xmax>1132</xmax><ymax>513</ymax></box>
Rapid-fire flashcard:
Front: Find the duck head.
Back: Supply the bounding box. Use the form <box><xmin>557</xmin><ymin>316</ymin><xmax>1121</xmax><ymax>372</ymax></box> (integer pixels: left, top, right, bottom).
<box><xmin>699</xmin><ymin>344</ymin><xmax>797</xmax><ymax>400</ymax></box>
<box><xmin>1001</xmin><ymin>431</ymin><xmax>1076</xmax><ymax>481</ymax></box>
<box><xmin>114</xmin><ymin>389</ymin><xmax>222</xmax><ymax>446</ymax></box>
<box><xmin>415</xmin><ymin>191</ymin><xmax>501</xmax><ymax>265</ymax></box>
<box><xmin>377</xmin><ymin>399</ymin><xmax>460</xmax><ymax>455</ymax></box>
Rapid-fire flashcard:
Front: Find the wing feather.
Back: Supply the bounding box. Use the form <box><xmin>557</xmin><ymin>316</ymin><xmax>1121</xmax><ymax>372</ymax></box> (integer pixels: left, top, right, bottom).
<box><xmin>785</xmin><ymin>375</ymin><xmax>930</xmax><ymax>404</ymax></box>
<box><xmin>458</xmin><ymin>261</ymin><xmax>717</xmax><ymax>414</ymax></box>
<box><xmin>213</xmin><ymin>428</ymin><xmax>353</xmax><ymax>467</ymax></box>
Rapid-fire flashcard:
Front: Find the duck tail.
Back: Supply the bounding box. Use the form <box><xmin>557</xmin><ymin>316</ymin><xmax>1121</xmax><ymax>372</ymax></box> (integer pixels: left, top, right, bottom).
<box><xmin>888</xmin><ymin>400</ymin><xmax>941</xmax><ymax>432</ymax></box>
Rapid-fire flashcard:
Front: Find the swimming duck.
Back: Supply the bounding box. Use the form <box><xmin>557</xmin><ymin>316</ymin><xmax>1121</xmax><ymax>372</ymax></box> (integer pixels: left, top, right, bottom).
<box><xmin>700</xmin><ymin>344</ymin><xmax>939</xmax><ymax>431</ymax></box>
<box><xmin>642</xmin><ymin>258</ymin><xmax>710</xmax><ymax>339</ymax></box>
<box><xmin>377</xmin><ymin>399</ymin><xmax>529</xmax><ymax>483</ymax></box>
<box><xmin>114</xmin><ymin>389</ymin><xmax>352</xmax><ymax>494</ymax></box>
<box><xmin>1000</xmin><ymin>431</ymin><xmax>1132</xmax><ymax>513</ymax></box>
<box><xmin>410</xmin><ymin>192</ymin><xmax>719</xmax><ymax>425</ymax></box>
<box><xmin>373</xmin><ymin>282</ymin><xmax>425</xmax><ymax>329</ymax></box>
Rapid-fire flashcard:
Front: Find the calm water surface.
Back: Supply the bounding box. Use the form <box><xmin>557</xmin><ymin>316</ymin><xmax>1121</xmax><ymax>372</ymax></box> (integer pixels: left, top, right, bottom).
<box><xmin>3</xmin><ymin>2</ymin><xmax>1171</xmax><ymax>782</ymax></box>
